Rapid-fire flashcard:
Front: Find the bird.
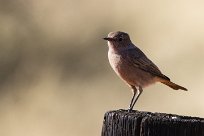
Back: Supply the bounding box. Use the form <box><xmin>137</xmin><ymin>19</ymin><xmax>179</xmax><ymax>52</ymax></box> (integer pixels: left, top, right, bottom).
<box><xmin>103</xmin><ymin>31</ymin><xmax>187</xmax><ymax>111</ymax></box>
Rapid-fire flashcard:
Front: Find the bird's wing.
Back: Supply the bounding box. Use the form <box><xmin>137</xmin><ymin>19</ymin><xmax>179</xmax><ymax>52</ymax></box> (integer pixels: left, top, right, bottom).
<box><xmin>125</xmin><ymin>48</ymin><xmax>170</xmax><ymax>81</ymax></box>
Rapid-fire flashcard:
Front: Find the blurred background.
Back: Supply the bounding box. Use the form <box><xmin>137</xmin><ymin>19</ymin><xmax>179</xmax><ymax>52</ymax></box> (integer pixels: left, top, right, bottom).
<box><xmin>0</xmin><ymin>0</ymin><xmax>204</xmax><ymax>135</ymax></box>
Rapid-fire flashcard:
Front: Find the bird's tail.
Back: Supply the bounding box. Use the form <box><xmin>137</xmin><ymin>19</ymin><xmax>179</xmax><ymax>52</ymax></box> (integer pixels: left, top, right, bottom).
<box><xmin>161</xmin><ymin>80</ymin><xmax>188</xmax><ymax>91</ymax></box>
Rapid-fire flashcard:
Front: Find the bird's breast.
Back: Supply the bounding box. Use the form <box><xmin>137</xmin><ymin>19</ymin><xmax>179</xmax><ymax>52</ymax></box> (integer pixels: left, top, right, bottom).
<box><xmin>108</xmin><ymin>50</ymin><xmax>156</xmax><ymax>87</ymax></box>
<box><xmin>108</xmin><ymin>51</ymin><xmax>122</xmax><ymax>74</ymax></box>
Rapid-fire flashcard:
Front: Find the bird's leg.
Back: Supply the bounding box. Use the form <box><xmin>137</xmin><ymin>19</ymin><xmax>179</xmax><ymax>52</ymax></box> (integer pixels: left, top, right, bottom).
<box><xmin>129</xmin><ymin>86</ymin><xmax>143</xmax><ymax>111</ymax></box>
<box><xmin>128</xmin><ymin>86</ymin><xmax>137</xmax><ymax>112</ymax></box>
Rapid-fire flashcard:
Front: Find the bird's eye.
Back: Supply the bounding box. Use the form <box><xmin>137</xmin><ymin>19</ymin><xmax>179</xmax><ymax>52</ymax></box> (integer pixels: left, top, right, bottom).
<box><xmin>119</xmin><ymin>37</ymin><xmax>123</xmax><ymax>41</ymax></box>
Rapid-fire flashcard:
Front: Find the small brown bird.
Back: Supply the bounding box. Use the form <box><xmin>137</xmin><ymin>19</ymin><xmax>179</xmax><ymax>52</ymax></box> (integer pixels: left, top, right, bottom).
<box><xmin>104</xmin><ymin>31</ymin><xmax>187</xmax><ymax>111</ymax></box>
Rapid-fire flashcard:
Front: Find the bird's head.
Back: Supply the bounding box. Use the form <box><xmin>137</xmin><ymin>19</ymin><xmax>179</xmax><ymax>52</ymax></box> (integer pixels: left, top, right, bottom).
<box><xmin>103</xmin><ymin>31</ymin><xmax>132</xmax><ymax>50</ymax></box>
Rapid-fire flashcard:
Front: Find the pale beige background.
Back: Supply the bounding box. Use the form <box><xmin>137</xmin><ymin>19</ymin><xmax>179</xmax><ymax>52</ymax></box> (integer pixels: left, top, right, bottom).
<box><xmin>0</xmin><ymin>0</ymin><xmax>204</xmax><ymax>136</ymax></box>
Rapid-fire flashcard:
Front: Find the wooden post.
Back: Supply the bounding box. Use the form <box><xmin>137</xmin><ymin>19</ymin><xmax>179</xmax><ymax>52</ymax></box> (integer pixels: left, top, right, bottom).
<box><xmin>101</xmin><ymin>110</ymin><xmax>204</xmax><ymax>136</ymax></box>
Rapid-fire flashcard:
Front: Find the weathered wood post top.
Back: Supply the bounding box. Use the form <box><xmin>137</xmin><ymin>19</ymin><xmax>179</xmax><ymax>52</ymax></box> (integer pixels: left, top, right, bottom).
<box><xmin>101</xmin><ymin>110</ymin><xmax>204</xmax><ymax>136</ymax></box>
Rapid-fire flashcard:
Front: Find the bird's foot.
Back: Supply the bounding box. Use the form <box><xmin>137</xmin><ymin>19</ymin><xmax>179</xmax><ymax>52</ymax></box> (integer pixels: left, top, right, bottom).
<box><xmin>128</xmin><ymin>107</ymin><xmax>133</xmax><ymax>112</ymax></box>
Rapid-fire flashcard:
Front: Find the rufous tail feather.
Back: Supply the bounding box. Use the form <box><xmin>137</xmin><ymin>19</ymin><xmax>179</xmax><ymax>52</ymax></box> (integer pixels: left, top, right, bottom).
<box><xmin>161</xmin><ymin>80</ymin><xmax>188</xmax><ymax>91</ymax></box>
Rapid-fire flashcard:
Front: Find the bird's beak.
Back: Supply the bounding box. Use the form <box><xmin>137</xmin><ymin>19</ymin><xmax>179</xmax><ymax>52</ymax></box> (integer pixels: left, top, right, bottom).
<box><xmin>103</xmin><ymin>37</ymin><xmax>114</xmax><ymax>41</ymax></box>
